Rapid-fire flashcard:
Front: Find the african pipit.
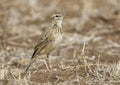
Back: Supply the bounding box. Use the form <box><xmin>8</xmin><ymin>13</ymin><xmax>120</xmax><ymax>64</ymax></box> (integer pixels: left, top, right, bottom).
<box><xmin>25</xmin><ymin>13</ymin><xmax>63</xmax><ymax>73</ymax></box>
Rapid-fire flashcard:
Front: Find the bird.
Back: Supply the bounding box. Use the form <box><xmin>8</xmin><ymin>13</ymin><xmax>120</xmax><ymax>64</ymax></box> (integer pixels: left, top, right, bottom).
<box><xmin>25</xmin><ymin>13</ymin><xmax>64</xmax><ymax>73</ymax></box>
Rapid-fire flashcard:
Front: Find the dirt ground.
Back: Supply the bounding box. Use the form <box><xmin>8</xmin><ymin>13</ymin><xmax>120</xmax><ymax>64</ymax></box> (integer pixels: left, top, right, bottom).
<box><xmin>0</xmin><ymin>0</ymin><xmax>120</xmax><ymax>85</ymax></box>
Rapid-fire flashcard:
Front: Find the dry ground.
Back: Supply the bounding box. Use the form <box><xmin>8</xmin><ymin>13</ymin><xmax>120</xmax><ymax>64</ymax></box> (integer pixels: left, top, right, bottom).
<box><xmin>0</xmin><ymin>0</ymin><xmax>120</xmax><ymax>85</ymax></box>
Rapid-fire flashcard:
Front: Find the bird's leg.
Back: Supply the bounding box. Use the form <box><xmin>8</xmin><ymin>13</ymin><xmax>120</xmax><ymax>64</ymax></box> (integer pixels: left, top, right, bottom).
<box><xmin>44</xmin><ymin>59</ymin><xmax>51</xmax><ymax>72</ymax></box>
<box><xmin>47</xmin><ymin>53</ymin><xmax>52</xmax><ymax>70</ymax></box>
<box><xmin>43</xmin><ymin>53</ymin><xmax>52</xmax><ymax>72</ymax></box>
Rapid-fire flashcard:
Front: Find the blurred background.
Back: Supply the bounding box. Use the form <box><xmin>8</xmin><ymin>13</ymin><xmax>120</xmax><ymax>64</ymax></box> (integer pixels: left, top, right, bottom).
<box><xmin>0</xmin><ymin>0</ymin><xmax>120</xmax><ymax>84</ymax></box>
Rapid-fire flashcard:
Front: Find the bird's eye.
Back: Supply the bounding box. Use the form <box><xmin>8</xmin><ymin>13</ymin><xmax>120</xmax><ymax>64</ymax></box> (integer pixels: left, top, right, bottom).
<box><xmin>56</xmin><ymin>15</ymin><xmax>59</xmax><ymax>17</ymax></box>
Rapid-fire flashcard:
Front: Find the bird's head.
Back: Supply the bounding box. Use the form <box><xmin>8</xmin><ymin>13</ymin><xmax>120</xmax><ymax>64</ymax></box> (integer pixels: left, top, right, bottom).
<box><xmin>50</xmin><ymin>13</ymin><xmax>63</xmax><ymax>26</ymax></box>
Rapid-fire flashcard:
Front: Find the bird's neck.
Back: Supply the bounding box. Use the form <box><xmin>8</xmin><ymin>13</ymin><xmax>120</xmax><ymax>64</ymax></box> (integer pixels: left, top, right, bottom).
<box><xmin>52</xmin><ymin>21</ymin><xmax>62</xmax><ymax>28</ymax></box>
<box><xmin>51</xmin><ymin>21</ymin><xmax>62</xmax><ymax>34</ymax></box>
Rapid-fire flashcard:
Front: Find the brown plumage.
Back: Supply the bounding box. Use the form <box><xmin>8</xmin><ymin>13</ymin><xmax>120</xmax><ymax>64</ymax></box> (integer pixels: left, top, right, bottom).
<box><xmin>25</xmin><ymin>13</ymin><xmax>63</xmax><ymax>73</ymax></box>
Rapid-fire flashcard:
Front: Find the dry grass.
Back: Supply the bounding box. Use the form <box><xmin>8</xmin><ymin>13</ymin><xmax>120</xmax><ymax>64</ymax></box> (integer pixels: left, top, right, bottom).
<box><xmin>0</xmin><ymin>0</ymin><xmax>120</xmax><ymax>85</ymax></box>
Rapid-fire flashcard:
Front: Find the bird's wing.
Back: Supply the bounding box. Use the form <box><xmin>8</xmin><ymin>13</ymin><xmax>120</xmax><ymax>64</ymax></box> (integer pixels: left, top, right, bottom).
<box><xmin>31</xmin><ymin>28</ymin><xmax>53</xmax><ymax>59</ymax></box>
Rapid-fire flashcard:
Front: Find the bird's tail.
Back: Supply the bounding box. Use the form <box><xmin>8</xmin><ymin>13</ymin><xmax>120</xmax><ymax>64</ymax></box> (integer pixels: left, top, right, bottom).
<box><xmin>25</xmin><ymin>56</ymin><xmax>38</xmax><ymax>74</ymax></box>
